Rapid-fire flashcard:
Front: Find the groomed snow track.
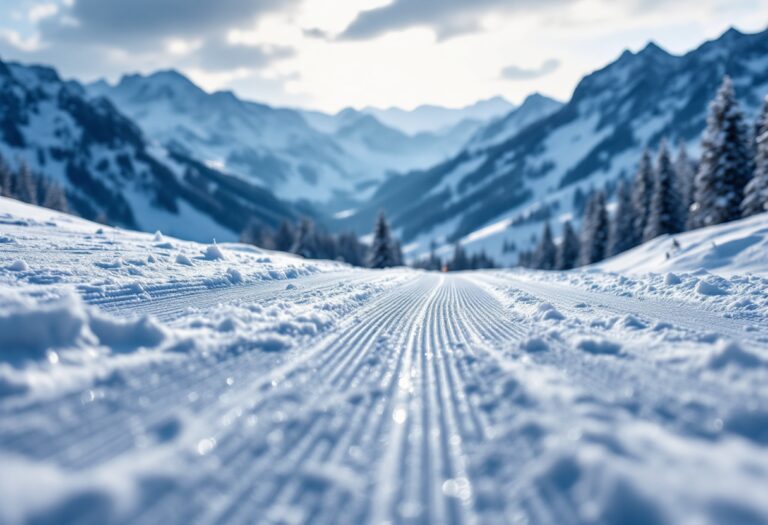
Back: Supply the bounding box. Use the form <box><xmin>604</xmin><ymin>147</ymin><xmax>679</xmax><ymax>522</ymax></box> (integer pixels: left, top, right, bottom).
<box><xmin>3</xmin><ymin>263</ymin><xmax>768</xmax><ymax>525</ymax></box>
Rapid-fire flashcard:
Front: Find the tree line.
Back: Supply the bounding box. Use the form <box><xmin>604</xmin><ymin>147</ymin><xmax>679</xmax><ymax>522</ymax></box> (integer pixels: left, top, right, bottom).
<box><xmin>241</xmin><ymin>212</ymin><xmax>405</xmax><ymax>269</ymax></box>
<box><xmin>0</xmin><ymin>157</ymin><xmax>68</xmax><ymax>213</ymax></box>
<box><xmin>520</xmin><ymin>76</ymin><xmax>768</xmax><ymax>270</ymax></box>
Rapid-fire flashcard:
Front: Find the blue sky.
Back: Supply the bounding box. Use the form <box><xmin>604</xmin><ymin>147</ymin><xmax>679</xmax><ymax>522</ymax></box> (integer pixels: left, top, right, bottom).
<box><xmin>0</xmin><ymin>0</ymin><xmax>765</xmax><ymax>111</ymax></box>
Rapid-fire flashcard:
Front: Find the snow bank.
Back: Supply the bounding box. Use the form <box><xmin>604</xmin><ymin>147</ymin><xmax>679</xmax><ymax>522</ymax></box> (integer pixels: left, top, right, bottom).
<box><xmin>600</xmin><ymin>212</ymin><xmax>768</xmax><ymax>276</ymax></box>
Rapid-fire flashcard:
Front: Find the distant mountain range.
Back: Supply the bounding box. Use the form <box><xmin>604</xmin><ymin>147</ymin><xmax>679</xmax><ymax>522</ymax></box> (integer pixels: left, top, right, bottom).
<box><xmin>1</xmin><ymin>27</ymin><xmax>765</xmax><ymax>258</ymax></box>
<box><xmin>89</xmin><ymin>74</ymin><xmax>511</xmax><ymax>209</ymax></box>
<box><xmin>360</xmin><ymin>96</ymin><xmax>516</xmax><ymax>135</ymax></box>
<box><xmin>0</xmin><ymin>61</ymin><xmax>311</xmax><ymax>242</ymax></box>
<box><xmin>341</xmin><ymin>27</ymin><xmax>768</xmax><ymax>262</ymax></box>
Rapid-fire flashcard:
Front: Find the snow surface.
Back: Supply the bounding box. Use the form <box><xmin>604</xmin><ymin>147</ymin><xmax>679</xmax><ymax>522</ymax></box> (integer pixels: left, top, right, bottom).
<box><xmin>1</xmin><ymin>197</ymin><xmax>768</xmax><ymax>525</ymax></box>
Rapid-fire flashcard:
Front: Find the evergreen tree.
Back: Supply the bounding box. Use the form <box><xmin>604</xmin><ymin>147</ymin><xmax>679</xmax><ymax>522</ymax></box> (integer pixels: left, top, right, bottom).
<box><xmin>689</xmin><ymin>76</ymin><xmax>752</xmax><ymax>228</ymax></box>
<box><xmin>644</xmin><ymin>140</ymin><xmax>684</xmax><ymax>241</ymax></box>
<box><xmin>448</xmin><ymin>242</ymin><xmax>470</xmax><ymax>271</ymax></box>
<box><xmin>42</xmin><ymin>180</ymin><xmax>68</xmax><ymax>212</ymax></box>
<box><xmin>607</xmin><ymin>179</ymin><xmax>636</xmax><ymax>256</ymax></box>
<box><xmin>338</xmin><ymin>232</ymin><xmax>365</xmax><ymax>266</ymax></box>
<box><xmin>291</xmin><ymin>218</ymin><xmax>319</xmax><ymax>258</ymax></box>
<box><xmin>240</xmin><ymin>219</ymin><xmax>274</xmax><ymax>249</ymax></box>
<box><xmin>555</xmin><ymin>220</ymin><xmax>580</xmax><ymax>270</ymax></box>
<box><xmin>273</xmin><ymin>221</ymin><xmax>295</xmax><ymax>252</ymax></box>
<box><xmin>579</xmin><ymin>191</ymin><xmax>609</xmax><ymax>266</ymax></box>
<box><xmin>426</xmin><ymin>240</ymin><xmax>442</xmax><ymax>271</ymax></box>
<box><xmin>674</xmin><ymin>141</ymin><xmax>695</xmax><ymax>224</ymax></box>
<box><xmin>16</xmin><ymin>163</ymin><xmax>37</xmax><ymax>205</ymax></box>
<box><xmin>742</xmin><ymin>96</ymin><xmax>768</xmax><ymax>217</ymax></box>
<box><xmin>368</xmin><ymin>212</ymin><xmax>399</xmax><ymax>269</ymax></box>
<box><xmin>0</xmin><ymin>157</ymin><xmax>12</xmax><ymax>197</ymax></box>
<box><xmin>631</xmin><ymin>149</ymin><xmax>653</xmax><ymax>238</ymax></box>
<box><xmin>533</xmin><ymin>222</ymin><xmax>556</xmax><ymax>270</ymax></box>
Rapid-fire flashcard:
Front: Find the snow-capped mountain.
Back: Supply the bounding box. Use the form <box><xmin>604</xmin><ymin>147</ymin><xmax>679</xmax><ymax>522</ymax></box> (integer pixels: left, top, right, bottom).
<box><xmin>90</xmin><ymin>71</ymin><xmax>491</xmax><ymax>209</ymax></box>
<box><xmin>361</xmin><ymin>96</ymin><xmax>515</xmax><ymax>135</ymax></box>
<box><xmin>346</xmin><ymin>27</ymin><xmax>768</xmax><ymax>261</ymax></box>
<box><xmin>0</xmin><ymin>60</ymin><xmax>308</xmax><ymax>242</ymax></box>
<box><xmin>317</xmin><ymin>108</ymin><xmax>484</xmax><ymax>179</ymax></box>
<box><xmin>88</xmin><ymin>71</ymin><xmax>372</xmax><ymax>206</ymax></box>
<box><xmin>465</xmin><ymin>93</ymin><xmax>562</xmax><ymax>151</ymax></box>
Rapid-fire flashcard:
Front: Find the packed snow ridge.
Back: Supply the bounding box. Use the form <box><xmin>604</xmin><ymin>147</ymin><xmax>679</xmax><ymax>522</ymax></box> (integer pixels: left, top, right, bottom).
<box><xmin>1</xmin><ymin>196</ymin><xmax>768</xmax><ymax>525</ymax></box>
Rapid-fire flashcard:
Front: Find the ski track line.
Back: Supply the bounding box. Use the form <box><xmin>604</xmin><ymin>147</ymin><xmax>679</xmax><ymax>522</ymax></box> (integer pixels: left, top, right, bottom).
<box><xmin>0</xmin><ymin>273</ymin><xmax>419</xmax><ymax>467</ymax></box>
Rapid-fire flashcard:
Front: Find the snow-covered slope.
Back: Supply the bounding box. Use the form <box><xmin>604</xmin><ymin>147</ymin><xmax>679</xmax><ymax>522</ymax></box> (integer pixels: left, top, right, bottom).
<box><xmin>362</xmin><ymin>95</ymin><xmax>515</xmax><ymax>135</ymax></box>
<box><xmin>0</xmin><ymin>61</ymin><xmax>308</xmax><ymax>242</ymax></box>
<box><xmin>465</xmin><ymin>93</ymin><xmax>563</xmax><ymax>151</ymax></box>
<box><xmin>351</xmin><ymin>27</ymin><xmax>768</xmax><ymax>260</ymax></box>
<box><xmin>599</xmin><ymin>211</ymin><xmax>768</xmax><ymax>276</ymax></box>
<box><xmin>2</xmin><ymin>198</ymin><xmax>768</xmax><ymax>525</ymax></box>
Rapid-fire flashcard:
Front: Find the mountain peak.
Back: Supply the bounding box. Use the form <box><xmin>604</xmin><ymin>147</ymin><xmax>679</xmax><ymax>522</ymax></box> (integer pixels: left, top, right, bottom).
<box><xmin>639</xmin><ymin>40</ymin><xmax>669</xmax><ymax>57</ymax></box>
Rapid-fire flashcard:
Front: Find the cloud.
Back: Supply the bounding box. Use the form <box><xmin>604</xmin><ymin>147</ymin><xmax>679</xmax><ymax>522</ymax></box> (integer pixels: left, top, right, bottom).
<box><xmin>501</xmin><ymin>58</ymin><xmax>560</xmax><ymax>80</ymax></box>
<box><xmin>39</xmin><ymin>0</ymin><xmax>299</xmax><ymax>46</ymax></box>
<box><xmin>339</xmin><ymin>0</ymin><xmax>565</xmax><ymax>41</ymax></box>
<box><xmin>192</xmin><ymin>39</ymin><xmax>295</xmax><ymax>72</ymax></box>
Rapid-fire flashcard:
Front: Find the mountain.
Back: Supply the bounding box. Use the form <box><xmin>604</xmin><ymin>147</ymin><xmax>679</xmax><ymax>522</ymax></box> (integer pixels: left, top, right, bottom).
<box><xmin>465</xmin><ymin>93</ymin><xmax>562</xmax><ymax>151</ymax></box>
<box><xmin>361</xmin><ymin>96</ymin><xmax>515</xmax><ymax>135</ymax></box>
<box><xmin>88</xmin><ymin>71</ymin><xmax>372</xmax><ymax>207</ymax></box>
<box><xmin>314</xmin><ymin>108</ymin><xmax>484</xmax><ymax>182</ymax></box>
<box><xmin>90</xmin><ymin>72</ymin><xmax>490</xmax><ymax>210</ymax></box>
<box><xmin>0</xmin><ymin>60</ymin><xmax>309</xmax><ymax>242</ymax></box>
<box><xmin>344</xmin><ymin>27</ymin><xmax>768</xmax><ymax>262</ymax></box>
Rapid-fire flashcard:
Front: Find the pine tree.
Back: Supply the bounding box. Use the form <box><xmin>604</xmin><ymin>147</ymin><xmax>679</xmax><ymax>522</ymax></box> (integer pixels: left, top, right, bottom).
<box><xmin>291</xmin><ymin>218</ymin><xmax>319</xmax><ymax>258</ymax></box>
<box><xmin>448</xmin><ymin>242</ymin><xmax>469</xmax><ymax>271</ymax></box>
<box><xmin>427</xmin><ymin>240</ymin><xmax>442</xmax><ymax>271</ymax></box>
<box><xmin>644</xmin><ymin>140</ymin><xmax>684</xmax><ymax>241</ymax></box>
<box><xmin>742</xmin><ymin>96</ymin><xmax>768</xmax><ymax>217</ymax></box>
<box><xmin>674</xmin><ymin>141</ymin><xmax>695</xmax><ymax>224</ymax></box>
<box><xmin>338</xmin><ymin>232</ymin><xmax>365</xmax><ymax>266</ymax></box>
<box><xmin>0</xmin><ymin>157</ymin><xmax>12</xmax><ymax>197</ymax></box>
<box><xmin>368</xmin><ymin>212</ymin><xmax>398</xmax><ymax>269</ymax></box>
<box><xmin>273</xmin><ymin>221</ymin><xmax>295</xmax><ymax>252</ymax></box>
<box><xmin>42</xmin><ymin>180</ymin><xmax>68</xmax><ymax>212</ymax></box>
<box><xmin>631</xmin><ymin>149</ymin><xmax>653</xmax><ymax>238</ymax></box>
<box><xmin>607</xmin><ymin>179</ymin><xmax>636</xmax><ymax>256</ymax></box>
<box><xmin>689</xmin><ymin>76</ymin><xmax>752</xmax><ymax>228</ymax></box>
<box><xmin>555</xmin><ymin>220</ymin><xmax>579</xmax><ymax>270</ymax></box>
<box><xmin>579</xmin><ymin>191</ymin><xmax>609</xmax><ymax>266</ymax></box>
<box><xmin>533</xmin><ymin>222</ymin><xmax>556</xmax><ymax>270</ymax></box>
<box><xmin>16</xmin><ymin>163</ymin><xmax>37</xmax><ymax>205</ymax></box>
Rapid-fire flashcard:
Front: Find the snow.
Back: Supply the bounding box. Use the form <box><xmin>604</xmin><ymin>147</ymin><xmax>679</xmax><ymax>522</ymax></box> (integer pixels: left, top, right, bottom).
<box><xmin>1</xmin><ymin>197</ymin><xmax>768</xmax><ymax>525</ymax></box>
<box><xmin>600</xmin><ymin>211</ymin><xmax>768</xmax><ymax>276</ymax></box>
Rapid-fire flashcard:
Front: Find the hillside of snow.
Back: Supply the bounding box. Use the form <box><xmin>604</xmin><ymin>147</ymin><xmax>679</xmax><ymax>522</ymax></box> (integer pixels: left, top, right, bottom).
<box><xmin>2</xmin><ymin>198</ymin><xmax>768</xmax><ymax>525</ymax></box>
<box><xmin>600</xmin><ymin>211</ymin><xmax>768</xmax><ymax>276</ymax></box>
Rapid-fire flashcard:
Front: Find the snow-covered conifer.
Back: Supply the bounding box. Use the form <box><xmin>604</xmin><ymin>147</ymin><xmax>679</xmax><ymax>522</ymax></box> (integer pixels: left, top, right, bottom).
<box><xmin>555</xmin><ymin>220</ymin><xmax>579</xmax><ymax>270</ymax></box>
<box><xmin>579</xmin><ymin>191</ymin><xmax>609</xmax><ymax>266</ymax></box>
<box><xmin>533</xmin><ymin>222</ymin><xmax>556</xmax><ymax>270</ymax></box>
<box><xmin>644</xmin><ymin>140</ymin><xmax>684</xmax><ymax>241</ymax></box>
<box><xmin>368</xmin><ymin>212</ymin><xmax>398</xmax><ymax>268</ymax></box>
<box><xmin>608</xmin><ymin>179</ymin><xmax>637</xmax><ymax>256</ymax></box>
<box><xmin>742</xmin><ymin>96</ymin><xmax>768</xmax><ymax>217</ymax></box>
<box><xmin>689</xmin><ymin>76</ymin><xmax>751</xmax><ymax>228</ymax></box>
<box><xmin>631</xmin><ymin>149</ymin><xmax>653</xmax><ymax>238</ymax></box>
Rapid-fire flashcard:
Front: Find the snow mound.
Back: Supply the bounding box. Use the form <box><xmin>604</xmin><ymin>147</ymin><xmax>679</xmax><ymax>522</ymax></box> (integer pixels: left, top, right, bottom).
<box><xmin>203</xmin><ymin>243</ymin><xmax>225</xmax><ymax>261</ymax></box>
<box><xmin>0</xmin><ymin>293</ymin><xmax>168</xmax><ymax>362</ymax></box>
<box><xmin>600</xmin><ymin>212</ymin><xmax>768</xmax><ymax>276</ymax></box>
<box><xmin>707</xmin><ymin>341</ymin><xmax>764</xmax><ymax>371</ymax></box>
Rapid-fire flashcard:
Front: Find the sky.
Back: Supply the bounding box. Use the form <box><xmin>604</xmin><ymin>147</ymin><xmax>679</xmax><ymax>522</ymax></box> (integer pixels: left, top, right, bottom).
<box><xmin>0</xmin><ymin>0</ymin><xmax>766</xmax><ymax>112</ymax></box>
